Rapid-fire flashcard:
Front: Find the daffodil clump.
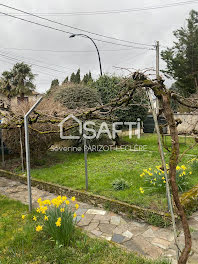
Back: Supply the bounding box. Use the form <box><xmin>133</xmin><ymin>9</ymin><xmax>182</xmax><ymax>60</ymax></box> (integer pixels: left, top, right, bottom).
<box><xmin>139</xmin><ymin>164</ymin><xmax>192</xmax><ymax>193</ymax></box>
<box><xmin>22</xmin><ymin>195</ymin><xmax>84</xmax><ymax>246</ymax></box>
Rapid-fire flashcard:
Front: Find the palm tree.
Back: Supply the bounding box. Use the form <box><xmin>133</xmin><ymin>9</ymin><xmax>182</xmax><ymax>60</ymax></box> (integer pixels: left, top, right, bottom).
<box><xmin>0</xmin><ymin>62</ymin><xmax>36</xmax><ymax>101</ymax></box>
<box><xmin>12</xmin><ymin>62</ymin><xmax>36</xmax><ymax>100</ymax></box>
<box><xmin>0</xmin><ymin>71</ymin><xmax>14</xmax><ymax>99</ymax></box>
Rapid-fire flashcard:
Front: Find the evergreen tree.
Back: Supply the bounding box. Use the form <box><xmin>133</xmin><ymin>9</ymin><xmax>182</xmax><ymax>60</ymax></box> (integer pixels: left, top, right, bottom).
<box><xmin>0</xmin><ymin>62</ymin><xmax>35</xmax><ymax>99</ymax></box>
<box><xmin>82</xmin><ymin>73</ymin><xmax>89</xmax><ymax>84</ymax></box>
<box><xmin>161</xmin><ymin>10</ymin><xmax>198</xmax><ymax>96</ymax></box>
<box><xmin>70</xmin><ymin>69</ymin><xmax>81</xmax><ymax>83</ymax></box>
<box><xmin>75</xmin><ymin>69</ymin><xmax>81</xmax><ymax>84</ymax></box>
<box><xmin>50</xmin><ymin>79</ymin><xmax>59</xmax><ymax>88</ymax></box>
<box><xmin>83</xmin><ymin>71</ymin><xmax>93</xmax><ymax>84</ymax></box>
<box><xmin>62</xmin><ymin>76</ymin><xmax>68</xmax><ymax>84</ymax></box>
<box><xmin>88</xmin><ymin>71</ymin><xmax>93</xmax><ymax>82</ymax></box>
<box><xmin>70</xmin><ymin>72</ymin><xmax>76</xmax><ymax>83</ymax></box>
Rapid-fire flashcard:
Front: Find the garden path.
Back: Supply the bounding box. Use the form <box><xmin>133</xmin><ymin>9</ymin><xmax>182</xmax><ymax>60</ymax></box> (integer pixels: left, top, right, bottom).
<box><xmin>1</xmin><ymin>176</ymin><xmax>198</xmax><ymax>264</ymax></box>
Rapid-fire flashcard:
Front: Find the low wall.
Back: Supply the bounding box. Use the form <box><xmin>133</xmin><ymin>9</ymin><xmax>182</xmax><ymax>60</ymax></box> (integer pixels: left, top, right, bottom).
<box><xmin>173</xmin><ymin>113</ymin><xmax>198</xmax><ymax>134</ymax></box>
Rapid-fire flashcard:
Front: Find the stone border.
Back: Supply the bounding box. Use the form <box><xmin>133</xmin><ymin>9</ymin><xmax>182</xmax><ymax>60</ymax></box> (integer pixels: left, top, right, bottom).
<box><xmin>0</xmin><ymin>169</ymin><xmax>174</xmax><ymax>227</ymax></box>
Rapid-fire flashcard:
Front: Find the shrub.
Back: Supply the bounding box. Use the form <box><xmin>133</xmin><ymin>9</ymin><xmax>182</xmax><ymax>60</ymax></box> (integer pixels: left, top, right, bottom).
<box><xmin>22</xmin><ymin>196</ymin><xmax>84</xmax><ymax>246</ymax></box>
<box><xmin>139</xmin><ymin>164</ymin><xmax>192</xmax><ymax>193</ymax></box>
<box><xmin>55</xmin><ymin>83</ymin><xmax>101</xmax><ymax>109</ymax></box>
<box><xmin>112</xmin><ymin>178</ymin><xmax>129</xmax><ymax>191</ymax></box>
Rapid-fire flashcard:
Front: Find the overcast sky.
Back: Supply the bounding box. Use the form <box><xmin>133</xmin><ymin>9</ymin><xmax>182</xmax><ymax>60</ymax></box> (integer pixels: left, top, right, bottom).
<box><xmin>0</xmin><ymin>0</ymin><xmax>197</xmax><ymax>93</ymax></box>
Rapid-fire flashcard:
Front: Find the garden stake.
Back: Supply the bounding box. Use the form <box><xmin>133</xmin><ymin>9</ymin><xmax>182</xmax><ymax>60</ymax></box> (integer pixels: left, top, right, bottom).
<box><xmin>148</xmin><ymin>90</ymin><xmax>180</xmax><ymax>261</ymax></box>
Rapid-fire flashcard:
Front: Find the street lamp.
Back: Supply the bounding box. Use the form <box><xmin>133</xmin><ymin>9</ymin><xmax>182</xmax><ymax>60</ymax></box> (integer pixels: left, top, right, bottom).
<box><xmin>69</xmin><ymin>34</ymin><xmax>103</xmax><ymax>76</ymax></box>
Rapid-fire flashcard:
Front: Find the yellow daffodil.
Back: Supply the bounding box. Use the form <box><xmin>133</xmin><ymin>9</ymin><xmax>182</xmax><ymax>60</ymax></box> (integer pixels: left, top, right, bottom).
<box><xmin>71</xmin><ymin>197</ymin><xmax>76</xmax><ymax>202</ymax></box>
<box><xmin>66</xmin><ymin>200</ymin><xmax>70</xmax><ymax>205</ymax></box>
<box><xmin>163</xmin><ymin>180</ymin><xmax>166</xmax><ymax>183</ymax></box>
<box><xmin>56</xmin><ymin>221</ymin><xmax>61</xmax><ymax>227</ymax></box>
<box><xmin>181</xmin><ymin>165</ymin><xmax>187</xmax><ymax>170</ymax></box>
<box><xmin>55</xmin><ymin>217</ymin><xmax>61</xmax><ymax>227</ymax></box>
<box><xmin>73</xmin><ymin>213</ymin><xmax>77</xmax><ymax>218</ymax></box>
<box><xmin>37</xmin><ymin>198</ymin><xmax>42</xmax><ymax>203</ymax></box>
<box><xmin>162</xmin><ymin>177</ymin><xmax>165</xmax><ymax>180</ymax></box>
<box><xmin>21</xmin><ymin>215</ymin><xmax>26</xmax><ymax>220</ymax></box>
<box><xmin>82</xmin><ymin>214</ymin><xmax>85</xmax><ymax>218</ymax></box>
<box><xmin>36</xmin><ymin>225</ymin><xmax>43</xmax><ymax>232</ymax></box>
<box><xmin>139</xmin><ymin>187</ymin><xmax>144</xmax><ymax>194</ymax></box>
<box><xmin>44</xmin><ymin>215</ymin><xmax>49</xmax><ymax>221</ymax></box>
<box><xmin>33</xmin><ymin>216</ymin><xmax>37</xmax><ymax>221</ymax></box>
<box><xmin>75</xmin><ymin>204</ymin><xmax>79</xmax><ymax>209</ymax></box>
<box><xmin>189</xmin><ymin>171</ymin><xmax>192</xmax><ymax>175</ymax></box>
<box><xmin>40</xmin><ymin>206</ymin><xmax>48</xmax><ymax>214</ymax></box>
<box><xmin>60</xmin><ymin>208</ymin><xmax>65</xmax><ymax>212</ymax></box>
<box><xmin>43</xmin><ymin>199</ymin><xmax>51</xmax><ymax>205</ymax></box>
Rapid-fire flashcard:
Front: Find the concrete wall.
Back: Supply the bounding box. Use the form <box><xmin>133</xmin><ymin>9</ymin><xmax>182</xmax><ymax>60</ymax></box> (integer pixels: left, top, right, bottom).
<box><xmin>174</xmin><ymin>113</ymin><xmax>198</xmax><ymax>134</ymax></box>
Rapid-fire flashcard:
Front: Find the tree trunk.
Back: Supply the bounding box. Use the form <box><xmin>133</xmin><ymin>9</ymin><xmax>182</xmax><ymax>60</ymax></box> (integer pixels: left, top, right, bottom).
<box><xmin>161</xmin><ymin>92</ymin><xmax>192</xmax><ymax>264</ymax></box>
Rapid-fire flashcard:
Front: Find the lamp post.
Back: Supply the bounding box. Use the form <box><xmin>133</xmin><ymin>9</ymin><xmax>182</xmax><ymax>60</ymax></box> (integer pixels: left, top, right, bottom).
<box><xmin>69</xmin><ymin>34</ymin><xmax>103</xmax><ymax>76</ymax></box>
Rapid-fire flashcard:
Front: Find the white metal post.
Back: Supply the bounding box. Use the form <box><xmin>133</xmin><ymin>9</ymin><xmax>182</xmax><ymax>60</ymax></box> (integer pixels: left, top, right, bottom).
<box><xmin>24</xmin><ymin>97</ymin><xmax>43</xmax><ymax>212</ymax></box>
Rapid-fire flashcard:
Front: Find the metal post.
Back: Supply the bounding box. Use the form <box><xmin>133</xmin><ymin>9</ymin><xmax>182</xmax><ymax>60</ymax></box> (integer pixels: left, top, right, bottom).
<box><xmin>0</xmin><ymin>120</ymin><xmax>5</xmax><ymax>167</ymax></box>
<box><xmin>83</xmin><ymin>124</ymin><xmax>88</xmax><ymax>190</ymax></box>
<box><xmin>24</xmin><ymin>97</ymin><xmax>43</xmax><ymax>212</ymax></box>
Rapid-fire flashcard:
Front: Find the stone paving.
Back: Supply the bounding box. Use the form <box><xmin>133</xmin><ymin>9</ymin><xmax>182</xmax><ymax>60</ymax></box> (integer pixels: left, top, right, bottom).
<box><xmin>1</xmin><ymin>177</ymin><xmax>198</xmax><ymax>264</ymax></box>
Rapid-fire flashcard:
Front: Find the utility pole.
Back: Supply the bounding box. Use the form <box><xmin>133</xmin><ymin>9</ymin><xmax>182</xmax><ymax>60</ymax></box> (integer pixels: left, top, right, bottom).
<box><xmin>156</xmin><ymin>41</ymin><xmax>160</xmax><ymax>79</ymax></box>
<box><xmin>155</xmin><ymin>41</ymin><xmax>160</xmax><ymax>115</ymax></box>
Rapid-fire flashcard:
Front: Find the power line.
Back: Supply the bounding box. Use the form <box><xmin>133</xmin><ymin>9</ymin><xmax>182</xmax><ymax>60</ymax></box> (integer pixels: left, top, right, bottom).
<box><xmin>0</xmin><ymin>48</ymin><xmax>75</xmax><ymax>71</ymax></box>
<box><xmin>1</xmin><ymin>0</ymin><xmax>197</xmax><ymax>16</ymax></box>
<box><xmin>0</xmin><ymin>3</ymin><xmax>154</xmax><ymax>48</ymax></box>
<box><xmin>0</xmin><ymin>11</ymin><xmax>153</xmax><ymax>50</ymax></box>
<box><xmin>0</xmin><ymin>52</ymin><xmax>68</xmax><ymax>74</ymax></box>
<box><xmin>0</xmin><ymin>55</ymin><xmax>63</xmax><ymax>77</ymax></box>
<box><xmin>0</xmin><ymin>47</ymin><xmax>139</xmax><ymax>53</ymax></box>
<box><xmin>114</xmin><ymin>50</ymin><xmax>150</xmax><ymax>67</ymax></box>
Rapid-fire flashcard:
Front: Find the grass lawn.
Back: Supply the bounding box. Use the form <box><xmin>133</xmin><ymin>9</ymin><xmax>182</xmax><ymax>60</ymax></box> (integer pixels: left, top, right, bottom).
<box><xmin>24</xmin><ymin>134</ymin><xmax>198</xmax><ymax>211</ymax></box>
<box><xmin>0</xmin><ymin>195</ymin><xmax>169</xmax><ymax>264</ymax></box>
